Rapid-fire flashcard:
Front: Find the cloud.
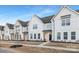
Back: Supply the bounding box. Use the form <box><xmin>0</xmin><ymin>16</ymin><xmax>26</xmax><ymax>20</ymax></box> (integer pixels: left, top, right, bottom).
<box><xmin>0</xmin><ymin>13</ymin><xmax>34</xmax><ymax>25</ymax></box>
<box><xmin>36</xmin><ymin>8</ymin><xmax>55</xmax><ymax>17</ymax></box>
<box><xmin>0</xmin><ymin>17</ymin><xmax>16</xmax><ymax>25</ymax></box>
<box><xmin>0</xmin><ymin>6</ymin><xmax>55</xmax><ymax>25</ymax></box>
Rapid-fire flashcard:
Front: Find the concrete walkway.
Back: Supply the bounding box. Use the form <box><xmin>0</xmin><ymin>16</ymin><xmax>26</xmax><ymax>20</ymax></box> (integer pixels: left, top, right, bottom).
<box><xmin>1</xmin><ymin>41</ymin><xmax>79</xmax><ymax>52</ymax></box>
<box><xmin>22</xmin><ymin>44</ymin><xmax>79</xmax><ymax>52</ymax></box>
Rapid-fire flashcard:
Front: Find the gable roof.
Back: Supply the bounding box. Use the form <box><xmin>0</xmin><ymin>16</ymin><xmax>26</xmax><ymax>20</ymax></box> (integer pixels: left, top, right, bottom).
<box><xmin>51</xmin><ymin>6</ymin><xmax>79</xmax><ymax>21</ymax></box>
<box><xmin>6</xmin><ymin>23</ymin><xmax>14</xmax><ymax>29</ymax></box>
<box><xmin>0</xmin><ymin>25</ymin><xmax>4</xmax><ymax>31</ymax></box>
<box><xmin>32</xmin><ymin>15</ymin><xmax>54</xmax><ymax>24</ymax></box>
<box><xmin>41</xmin><ymin>15</ymin><xmax>55</xmax><ymax>23</ymax></box>
<box><xmin>17</xmin><ymin>20</ymin><xmax>29</xmax><ymax>27</ymax></box>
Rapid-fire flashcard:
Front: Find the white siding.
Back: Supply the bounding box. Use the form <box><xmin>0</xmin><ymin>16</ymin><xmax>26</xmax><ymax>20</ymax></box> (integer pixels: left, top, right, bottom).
<box><xmin>4</xmin><ymin>25</ymin><xmax>14</xmax><ymax>40</ymax></box>
<box><xmin>52</xmin><ymin>7</ymin><xmax>79</xmax><ymax>43</ymax></box>
<box><xmin>14</xmin><ymin>21</ymin><xmax>28</xmax><ymax>40</ymax></box>
<box><xmin>44</xmin><ymin>23</ymin><xmax>52</xmax><ymax>30</ymax></box>
<box><xmin>28</xmin><ymin>15</ymin><xmax>44</xmax><ymax>41</ymax></box>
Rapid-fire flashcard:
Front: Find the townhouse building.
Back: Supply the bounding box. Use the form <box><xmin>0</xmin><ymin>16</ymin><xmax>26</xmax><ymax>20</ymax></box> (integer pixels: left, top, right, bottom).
<box><xmin>14</xmin><ymin>20</ymin><xmax>29</xmax><ymax>41</ymax></box>
<box><xmin>51</xmin><ymin>6</ymin><xmax>79</xmax><ymax>43</ymax></box>
<box><xmin>0</xmin><ymin>26</ymin><xmax>4</xmax><ymax>40</ymax></box>
<box><xmin>4</xmin><ymin>23</ymin><xmax>14</xmax><ymax>40</ymax></box>
<box><xmin>1</xmin><ymin>6</ymin><xmax>79</xmax><ymax>43</ymax></box>
<box><xmin>28</xmin><ymin>15</ymin><xmax>54</xmax><ymax>41</ymax></box>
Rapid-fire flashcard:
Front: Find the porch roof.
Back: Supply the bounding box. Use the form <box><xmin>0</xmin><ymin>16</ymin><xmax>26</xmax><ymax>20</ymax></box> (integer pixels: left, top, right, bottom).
<box><xmin>43</xmin><ymin>30</ymin><xmax>52</xmax><ymax>32</ymax></box>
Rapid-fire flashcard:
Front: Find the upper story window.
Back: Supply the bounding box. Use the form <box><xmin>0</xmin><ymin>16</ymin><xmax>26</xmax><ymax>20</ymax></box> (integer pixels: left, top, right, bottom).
<box><xmin>16</xmin><ymin>25</ymin><xmax>19</xmax><ymax>28</ymax></box>
<box><xmin>61</xmin><ymin>14</ymin><xmax>71</xmax><ymax>26</ymax></box>
<box><xmin>33</xmin><ymin>24</ymin><xmax>38</xmax><ymax>29</ymax></box>
<box><xmin>15</xmin><ymin>25</ymin><xmax>20</xmax><ymax>32</ymax></box>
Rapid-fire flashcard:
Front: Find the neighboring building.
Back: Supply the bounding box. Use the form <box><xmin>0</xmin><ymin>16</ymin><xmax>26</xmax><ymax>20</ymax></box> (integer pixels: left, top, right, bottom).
<box><xmin>28</xmin><ymin>15</ymin><xmax>54</xmax><ymax>41</ymax></box>
<box><xmin>4</xmin><ymin>23</ymin><xmax>14</xmax><ymax>40</ymax></box>
<box><xmin>0</xmin><ymin>26</ymin><xmax>4</xmax><ymax>40</ymax></box>
<box><xmin>14</xmin><ymin>20</ymin><xmax>28</xmax><ymax>41</ymax></box>
<box><xmin>51</xmin><ymin>6</ymin><xmax>79</xmax><ymax>43</ymax></box>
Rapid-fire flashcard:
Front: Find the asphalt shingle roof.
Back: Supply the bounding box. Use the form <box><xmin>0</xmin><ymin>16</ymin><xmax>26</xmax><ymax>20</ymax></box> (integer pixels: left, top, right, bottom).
<box><xmin>6</xmin><ymin>23</ymin><xmax>14</xmax><ymax>29</ymax></box>
<box><xmin>40</xmin><ymin>15</ymin><xmax>54</xmax><ymax>23</ymax></box>
<box><xmin>17</xmin><ymin>20</ymin><xmax>29</xmax><ymax>27</ymax></box>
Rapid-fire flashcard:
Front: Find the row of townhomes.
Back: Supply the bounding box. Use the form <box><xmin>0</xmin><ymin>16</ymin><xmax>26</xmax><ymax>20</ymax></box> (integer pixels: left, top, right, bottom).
<box><xmin>0</xmin><ymin>6</ymin><xmax>79</xmax><ymax>43</ymax></box>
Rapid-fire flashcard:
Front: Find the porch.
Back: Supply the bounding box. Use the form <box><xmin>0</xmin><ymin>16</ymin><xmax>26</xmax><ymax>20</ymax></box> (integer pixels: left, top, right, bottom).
<box><xmin>43</xmin><ymin>30</ymin><xmax>52</xmax><ymax>42</ymax></box>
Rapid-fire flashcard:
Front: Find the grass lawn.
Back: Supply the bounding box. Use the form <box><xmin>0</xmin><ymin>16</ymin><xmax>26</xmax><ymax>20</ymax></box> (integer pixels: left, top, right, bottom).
<box><xmin>45</xmin><ymin>41</ymin><xmax>79</xmax><ymax>49</ymax></box>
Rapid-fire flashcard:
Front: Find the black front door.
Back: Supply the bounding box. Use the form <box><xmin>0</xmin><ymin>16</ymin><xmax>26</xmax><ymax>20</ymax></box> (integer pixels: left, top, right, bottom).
<box><xmin>49</xmin><ymin>34</ymin><xmax>52</xmax><ymax>41</ymax></box>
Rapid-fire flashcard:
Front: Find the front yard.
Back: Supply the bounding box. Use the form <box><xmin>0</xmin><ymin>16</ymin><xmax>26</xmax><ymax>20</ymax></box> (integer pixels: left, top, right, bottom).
<box><xmin>1</xmin><ymin>41</ymin><xmax>79</xmax><ymax>53</ymax></box>
<box><xmin>45</xmin><ymin>41</ymin><xmax>79</xmax><ymax>49</ymax></box>
<box><xmin>0</xmin><ymin>43</ymin><xmax>78</xmax><ymax>53</ymax></box>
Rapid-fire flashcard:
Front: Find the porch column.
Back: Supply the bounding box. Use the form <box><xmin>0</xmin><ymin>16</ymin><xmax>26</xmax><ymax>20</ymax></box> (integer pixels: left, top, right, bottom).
<box><xmin>43</xmin><ymin>32</ymin><xmax>46</xmax><ymax>42</ymax></box>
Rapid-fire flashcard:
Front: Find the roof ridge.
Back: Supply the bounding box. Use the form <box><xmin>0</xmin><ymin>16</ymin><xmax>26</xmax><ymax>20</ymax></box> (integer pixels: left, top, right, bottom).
<box><xmin>41</xmin><ymin>15</ymin><xmax>55</xmax><ymax>18</ymax></box>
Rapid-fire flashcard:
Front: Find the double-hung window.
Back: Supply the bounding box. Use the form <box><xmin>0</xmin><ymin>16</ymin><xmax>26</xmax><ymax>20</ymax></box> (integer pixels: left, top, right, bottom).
<box><xmin>61</xmin><ymin>14</ymin><xmax>71</xmax><ymax>26</ymax></box>
<box><xmin>64</xmin><ymin>32</ymin><xmax>68</xmax><ymax>40</ymax></box>
<box><xmin>62</xmin><ymin>20</ymin><xmax>65</xmax><ymax>26</ymax></box>
<box><xmin>34</xmin><ymin>34</ymin><xmax>36</xmax><ymax>39</ymax></box>
<box><xmin>71</xmin><ymin>32</ymin><xmax>76</xmax><ymax>40</ymax></box>
<box><xmin>33</xmin><ymin>24</ymin><xmax>38</xmax><ymax>29</ymax></box>
<box><xmin>38</xmin><ymin>33</ymin><xmax>40</xmax><ymax>39</ymax></box>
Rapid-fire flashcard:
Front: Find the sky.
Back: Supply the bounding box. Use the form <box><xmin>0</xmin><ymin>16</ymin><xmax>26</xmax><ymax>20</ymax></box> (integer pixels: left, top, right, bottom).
<box><xmin>0</xmin><ymin>5</ymin><xmax>79</xmax><ymax>25</ymax></box>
